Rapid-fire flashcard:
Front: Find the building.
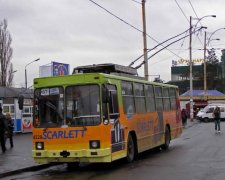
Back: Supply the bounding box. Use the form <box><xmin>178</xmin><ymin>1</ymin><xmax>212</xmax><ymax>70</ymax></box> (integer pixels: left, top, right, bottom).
<box><xmin>0</xmin><ymin>87</ymin><xmax>33</xmax><ymax>133</ymax></box>
<box><xmin>169</xmin><ymin>49</ymin><xmax>225</xmax><ymax>94</ymax></box>
<box><xmin>168</xmin><ymin>49</ymin><xmax>225</xmax><ymax>113</ymax></box>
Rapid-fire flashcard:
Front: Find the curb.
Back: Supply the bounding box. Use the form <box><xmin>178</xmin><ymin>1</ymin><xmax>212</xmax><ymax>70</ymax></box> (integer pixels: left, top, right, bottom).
<box><xmin>0</xmin><ymin>164</ymin><xmax>54</xmax><ymax>178</ymax></box>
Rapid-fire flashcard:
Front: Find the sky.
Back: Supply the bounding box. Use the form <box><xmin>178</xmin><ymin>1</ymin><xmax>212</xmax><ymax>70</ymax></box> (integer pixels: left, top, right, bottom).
<box><xmin>0</xmin><ymin>0</ymin><xmax>225</xmax><ymax>88</ymax></box>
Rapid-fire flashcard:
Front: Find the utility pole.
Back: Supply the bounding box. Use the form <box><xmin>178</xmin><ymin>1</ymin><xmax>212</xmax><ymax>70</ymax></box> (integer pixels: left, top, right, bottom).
<box><xmin>203</xmin><ymin>31</ymin><xmax>207</xmax><ymax>99</ymax></box>
<box><xmin>142</xmin><ymin>0</ymin><xmax>148</xmax><ymax>81</ymax></box>
<box><xmin>188</xmin><ymin>15</ymin><xmax>216</xmax><ymax>121</ymax></box>
<box><xmin>189</xmin><ymin>16</ymin><xmax>194</xmax><ymax>122</ymax></box>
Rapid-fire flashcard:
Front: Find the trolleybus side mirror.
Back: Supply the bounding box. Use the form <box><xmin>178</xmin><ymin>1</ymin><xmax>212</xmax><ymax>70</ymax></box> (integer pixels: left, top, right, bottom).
<box><xmin>18</xmin><ymin>95</ymin><xmax>24</xmax><ymax>110</ymax></box>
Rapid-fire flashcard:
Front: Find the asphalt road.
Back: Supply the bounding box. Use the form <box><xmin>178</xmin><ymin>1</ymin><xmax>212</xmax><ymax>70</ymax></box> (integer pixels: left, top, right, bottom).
<box><xmin>4</xmin><ymin>121</ymin><xmax>225</xmax><ymax>180</ymax></box>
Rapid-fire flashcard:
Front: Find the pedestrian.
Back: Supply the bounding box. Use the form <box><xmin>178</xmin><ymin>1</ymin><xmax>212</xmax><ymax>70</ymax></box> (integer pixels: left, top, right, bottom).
<box><xmin>0</xmin><ymin>106</ymin><xmax>7</xmax><ymax>153</ymax></box>
<box><xmin>213</xmin><ymin>106</ymin><xmax>221</xmax><ymax>133</ymax></box>
<box><xmin>5</xmin><ymin>112</ymin><xmax>14</xmax><ymax>148</ymax></box>
<box><xmin>181</xmin><ymin>108</ymin><xmax>187</xmax><ymax>127</ymax></box>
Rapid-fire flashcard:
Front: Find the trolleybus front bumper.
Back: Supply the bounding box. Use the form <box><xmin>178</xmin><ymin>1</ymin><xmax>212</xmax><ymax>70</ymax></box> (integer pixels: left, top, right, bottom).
<box><xmin>32</xmin><ymin>148</ymin><xmax>112</xmax><ymax>163</ymax></box>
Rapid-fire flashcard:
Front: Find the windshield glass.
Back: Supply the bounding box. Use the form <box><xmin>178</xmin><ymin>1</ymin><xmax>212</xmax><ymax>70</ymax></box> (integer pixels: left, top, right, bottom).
<box><xmin>65</xmin><ymin>84</ymin><xmax>100</xmax><ymax>126</ymax></box>
<box><xmin>34</xmin><ymin>87</ymin><xmax>64</xmax><ymax>128</ymax></box>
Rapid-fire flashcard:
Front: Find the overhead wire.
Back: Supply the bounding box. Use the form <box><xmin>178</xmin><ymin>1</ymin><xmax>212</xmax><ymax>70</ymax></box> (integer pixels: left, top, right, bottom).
<box><xmin>174</xmin><ymin>0</ymin><xmax>189</xmax><ymax>23</ymax></box>
<box><xmin>174</xmin><ymin>0</ymin><xmax>204</xmax><ymax>59</ymax></box>
<box><xmin>188</xmin><ymin>0</ymin><xmax>203</xmax><ymax>45</ymax></box>
<box><xmin>174</xmin><ymin>31</ymin><xmax>188</xmax><ymax>58</ymax></box>
<box><xmin>130</xmin><ymin>0</ymin><xmax>141</xmax><ymax>4</ymax></box>
<box><xmin>135</xmin><ymin>26</ymin><xmax>205</xmax><ymax>69</ymax></box>
<box><xmin>129</xmin><ymin>28</ymin><xmax>190</xmax><ymax>67</ymax></box>
<box><xmin>88</xmin><ymin>0</ymin><xmax>185</xmax><ymax>60</ymax></box>
<box><xmin>172</xmin><ymin>0</ymin><xmax>190</xmax><ymax>57</ymax></box>
<box><xmin>148</xmin><ymin>49</ymin><xmax>188</xmax><ymax>66</ymax></box>
<box><xmin>174</xmin><ymin>0</ymin><xmax>204</xmax><ymax>46</ymax></box>
<box><xmin>88</xmin><ymin>0</ymin><xmax>144</xmax><ymax>35</ymax></box>
<box><xmin>188</xmin><ymin>0</ymin><xmax>200</xmax><ymax>24</ymax></box>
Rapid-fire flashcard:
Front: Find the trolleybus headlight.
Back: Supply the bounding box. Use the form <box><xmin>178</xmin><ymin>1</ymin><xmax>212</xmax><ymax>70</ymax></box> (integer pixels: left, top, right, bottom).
<box><xmin>89</xmin><ymin>140</ymin><xmax>100</xmax><ymax>149</ymax></box>
<box><xmin>36</xmin><ymin>142</ymin><xmax>44</xmax><ymax>150</ymax></box>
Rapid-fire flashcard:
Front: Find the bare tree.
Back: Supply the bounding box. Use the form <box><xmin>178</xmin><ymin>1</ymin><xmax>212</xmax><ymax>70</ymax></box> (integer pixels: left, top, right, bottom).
<box><xmin>7</xmin><ymin>63</ymin><xmax>14</xmax><ymax>87</ymax></box>
<box><xmin>0</xmin><ymin>19</ymin><xmax>14</xmax><ymax>87</ymax></box>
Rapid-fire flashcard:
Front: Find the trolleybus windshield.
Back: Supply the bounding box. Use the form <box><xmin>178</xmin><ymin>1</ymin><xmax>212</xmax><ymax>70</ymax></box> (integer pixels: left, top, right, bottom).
<box><xmin>34</xmin><ymin>85</ymin><xmax>100</xmax><ymax>128</ymax></box>
<box><xmin>34</xmin><ymin>87</ymin><xmax>64</xmax><ymax>128</ymax></box>
<box><xmin>65</xmin><ymin>84</ymin><xmax>100</xmax><ymax>126</ymax></box>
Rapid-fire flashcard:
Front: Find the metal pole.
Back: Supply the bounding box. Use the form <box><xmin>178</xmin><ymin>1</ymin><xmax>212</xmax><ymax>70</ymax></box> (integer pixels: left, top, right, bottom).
<box><xmin>189</xmin><ymin>16</ymin><xmax>194</xmax><ymax>121</ymax></box>
<box><xmin>25</xmin><ymin>68</ymin><xmax>27</xmax><ymax>89</ymax></box>
<box><xmin>25</xmin><ymin>58</ymin><xmax>40</xmax><ymax>89</ymax></box>
<box><xmin>142</xmin><ymin>0</ymin><xmax>148</xmax><ymax>81</ymax></box>
<box><xmin>203</xmin><ymin>31</ymin><xmax>207</xmax><ymax>99</ymax></box>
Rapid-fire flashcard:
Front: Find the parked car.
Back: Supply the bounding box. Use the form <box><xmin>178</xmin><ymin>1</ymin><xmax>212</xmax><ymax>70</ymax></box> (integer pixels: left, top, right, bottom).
<box><xmin>196</xmin><ymin>104</ymin><xmax>225</xmax><ymax>122</ymax></box>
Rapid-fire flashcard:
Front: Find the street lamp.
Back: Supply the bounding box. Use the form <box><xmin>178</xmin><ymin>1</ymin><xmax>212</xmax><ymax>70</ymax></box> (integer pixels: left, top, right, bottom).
<box><xmin>206</xmin><ymin>38</ymin><xmax>220</xmax><ymax>46</ymax></box>
<box><xmin>193</xmin><ymin>15</ymin><xmax>216</xmax><ymax>29</ymax></box>
<box><xmin>25</xmin><ymin>58</ymin><xmax>40</xmax><ymax>89</ymax></box>
<box><xmin>207</xmin><ymin>27</ymin><xmax>225</xmax><ymax>45</ymax></box>
<box><xmin>189</xmin><ymin>15</ymin><xmax>216</xmax><ymax>121</ymax></box>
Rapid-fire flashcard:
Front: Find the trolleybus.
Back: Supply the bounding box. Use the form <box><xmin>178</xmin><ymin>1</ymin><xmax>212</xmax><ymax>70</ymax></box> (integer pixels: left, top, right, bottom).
<box><xmin>32</xmin><ymin>63</ymin><xmax>182</xmax><ymax>164</ymax></box>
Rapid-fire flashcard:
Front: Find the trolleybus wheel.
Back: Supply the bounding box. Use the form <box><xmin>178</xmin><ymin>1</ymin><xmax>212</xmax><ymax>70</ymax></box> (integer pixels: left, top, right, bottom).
<box><xmin>126</xmin><ymin>134</ymin><xmax>135</xmax><ymax>163</ymax></box>
<box><xmin>204</xmin><ymin>117</ymin><xmax>209</xmax><ymax>123</ymax></box>
<box><xmin>162</xmin><ymin>126</ymin><xmax>170</xmax><ymax>150</ymax></box>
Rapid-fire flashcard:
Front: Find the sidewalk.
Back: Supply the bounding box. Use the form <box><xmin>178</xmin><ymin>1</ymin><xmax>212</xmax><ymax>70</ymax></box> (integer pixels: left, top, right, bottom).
<box><xmin>0</xmin><ymin>119</ymin><xmax>199</xmax><ymax>178</ymax></box>
<box><xmin>0</xmin><ymin>133</ymin><xmax>50</xmax><ymax>178</ymax></box>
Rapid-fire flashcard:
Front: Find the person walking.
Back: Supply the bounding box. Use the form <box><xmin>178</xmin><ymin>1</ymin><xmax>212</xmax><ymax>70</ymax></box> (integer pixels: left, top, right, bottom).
<box><xmin>213</xmin><ymin>106</ymin><xmax>221</xmax><ymax>133</ymax></box>
<box><xmin>5</xmin><ymin>112</ymin><xmax>14</xmax><ymax>148</ymax></box>
<box><xmin>0</xmin><ymin>107</ymin><xmax>7</xmax><ymax>153</ymax></box>
<box><xmin>181</xmin><ymin>108</ymin><xmax>187</xmax><ymax>127</ymax></box>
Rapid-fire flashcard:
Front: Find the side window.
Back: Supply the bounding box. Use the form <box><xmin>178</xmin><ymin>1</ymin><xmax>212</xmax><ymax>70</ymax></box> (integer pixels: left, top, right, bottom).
<box><xmin>134</xmin><ymin>83</ymin><xmax>146</xmax><ymax>113</ymax></box>
<box><xmin>145</xmin><ymin>84</ymin><xmax>156</xmax><ymax>112</ymax></box>
<box><xmin>10</xmin><ymin>105</ymin><xmax>15</xmax><ymax>113</ymax></box>
<box><xmin>3</xmin><ymin>105</ymin><xmax>15</xmax><ymax>114</ymax></box>
<box><xmin>163</xmin><ymin>87</ymin><xmax>170</xmax><ymax>111</ymax></box>
<box><xmin>220</xmin><ymin>107</ymin><xmax>224</xmax><ymax>112</ymax></box>
<box><xmin>121</xmin><ymin>81</ymin><xmax>135</xmax><ymax>115</ymax></box>
<box><xmin>169</xmin><ymin>88</ymin><xmax>176</xmax><ymax>110</ymax></box>
<box><xmin>107</xmin><ymin>84</ymin><xmax>119</xmax><ymax>118</ymax></box>
<box><xmin>3</xmin><ymin>106</ymin><xmax>9</xmax><ymax>113</ymax></box>
<box><xmin>23</xmin><ymin>106</ymin><xmax>30</xmax><ymax>113</ymax></box>
<box><xmin>155</xmin><ymin>86</ymin><xmax>163</xmax><ymax>111</ymax></box>
<box><xmin>207</xmin><ymin>108</ymin><xmax>214</xmax><ymax>113</ymax></box>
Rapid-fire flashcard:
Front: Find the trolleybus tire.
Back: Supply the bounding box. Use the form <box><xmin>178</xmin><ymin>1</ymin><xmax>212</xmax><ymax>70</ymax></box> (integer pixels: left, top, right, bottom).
<box><xmin>162</xmin><ymin>126</ymin><xmax>170</xmax><ymax>150</ymax></box>
<box><xmin>126</xmin><ymin>134</ymin><xmax>135</xmax><ymax>163</ymax></box>
<box><xmin>203</xmin><ymin>117</ymin><xmax>209</xmax><ymax>123</ymax></box>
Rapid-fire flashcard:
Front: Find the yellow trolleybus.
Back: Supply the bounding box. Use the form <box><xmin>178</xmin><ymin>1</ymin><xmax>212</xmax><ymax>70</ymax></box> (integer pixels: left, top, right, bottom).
<box><xmin>32</xmin><ymin>64</ymin><xmax>182</xmax><ymax>164</ymax></box>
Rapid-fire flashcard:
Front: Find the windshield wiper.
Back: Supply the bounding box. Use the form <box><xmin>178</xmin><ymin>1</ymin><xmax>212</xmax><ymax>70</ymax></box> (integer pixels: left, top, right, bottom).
<box><xmin>46</xmin><ymin>101</ymin><xmax>57</xmax><ymax>110</ymax></box>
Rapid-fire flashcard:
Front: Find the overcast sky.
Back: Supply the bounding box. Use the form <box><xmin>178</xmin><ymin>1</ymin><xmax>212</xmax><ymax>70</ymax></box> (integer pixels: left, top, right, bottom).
<box><xmin>0</xmin><ymin>0</ymin><xmax>225</xmax><ymax>87</ymax></box>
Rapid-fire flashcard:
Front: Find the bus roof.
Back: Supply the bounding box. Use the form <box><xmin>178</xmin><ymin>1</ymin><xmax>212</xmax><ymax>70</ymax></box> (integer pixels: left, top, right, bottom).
<box><xmin>73</xmin><ymin>63</ymin><xmax>138</xmax><ymax>76</ymax></box>
<box><xmin>34</xmin><ymin>72</ymin><xmax>178</xmax><ymax>89</ymax></box>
